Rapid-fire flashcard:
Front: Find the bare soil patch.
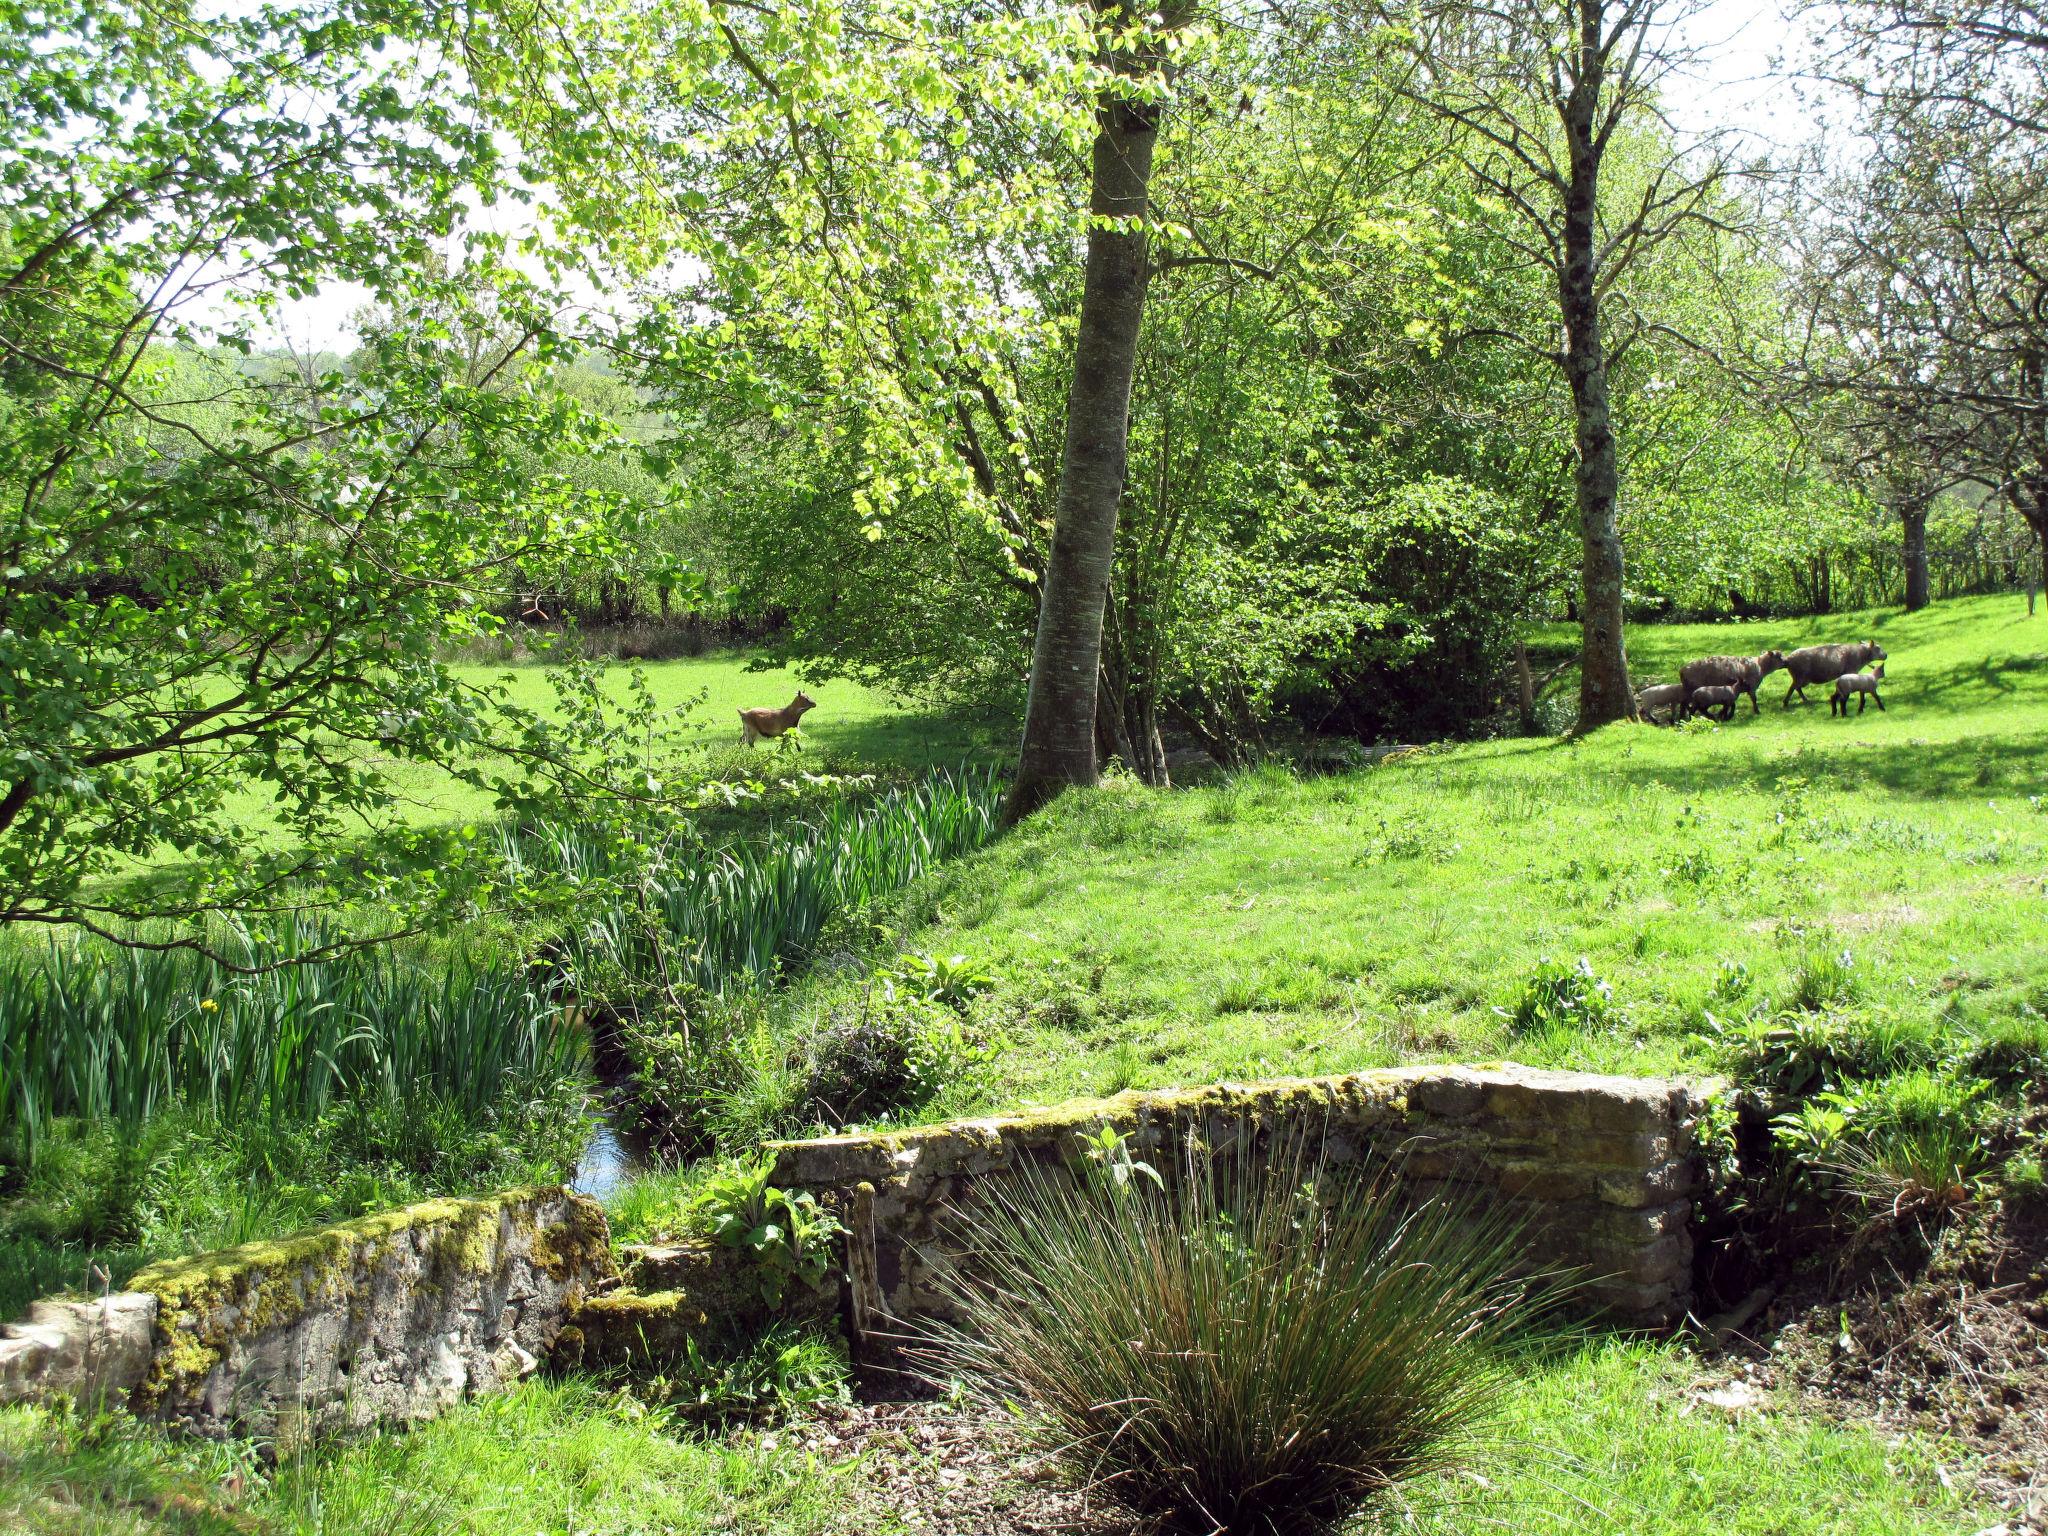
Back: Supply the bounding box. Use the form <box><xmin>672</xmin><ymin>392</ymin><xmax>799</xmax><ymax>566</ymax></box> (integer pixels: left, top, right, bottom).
<box><xmin>1735</xmin><ymin>1197</ymin><xmax>2048</xmax><ymax>1527</ymax></box>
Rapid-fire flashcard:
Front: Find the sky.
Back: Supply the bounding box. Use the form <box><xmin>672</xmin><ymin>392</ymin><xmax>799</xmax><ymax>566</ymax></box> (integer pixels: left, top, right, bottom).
<box><xmin>253</xmin><ymin>0</ymin><xmax>1822</xmax><ymax>355</ymax></box>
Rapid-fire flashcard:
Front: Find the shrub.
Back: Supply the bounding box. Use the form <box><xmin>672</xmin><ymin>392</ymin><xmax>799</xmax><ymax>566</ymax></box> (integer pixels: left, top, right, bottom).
<box><xmin>619</xmin><ymin>990</ymin><xmax>800</xmax><ymax>1159</ymax></box>
<box><xmin>691</xmin><ymin>1158</ymin><xmax>843</xmax><ymax>1307</ymax></box>
<box><xmin>918</xmin><ymin>1126</ymin><xmax>1548</xmax><ymax>1535</ymax></box>
<box><xmin>802</xmin><ymin>987</ymin><xmax>1001</xmax><ymax>1126</ymax></box>
<box><xmin>876</xmin><ymin>951</ymin><xmax>994</xmax><ymax>1010</ymax></box>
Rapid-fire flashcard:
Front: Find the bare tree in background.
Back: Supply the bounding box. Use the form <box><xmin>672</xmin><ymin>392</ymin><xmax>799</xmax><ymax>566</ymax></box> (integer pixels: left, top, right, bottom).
<box><xmin>1382</xmin><ymin>0</ymin><xmax>1744</xmax><ymax>726</ymax></box>
<box><xmin>1803</xmin><ymin>0</ymin><xmax>2048</xmax><ymax>606</ymax></box>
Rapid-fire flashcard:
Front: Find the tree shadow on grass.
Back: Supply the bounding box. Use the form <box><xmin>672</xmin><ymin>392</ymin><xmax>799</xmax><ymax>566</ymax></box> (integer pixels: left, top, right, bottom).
<box><xmin>1605</xmin><ymin>727</ymin><xmax>2047</xmax><ymax>802</ymax></box>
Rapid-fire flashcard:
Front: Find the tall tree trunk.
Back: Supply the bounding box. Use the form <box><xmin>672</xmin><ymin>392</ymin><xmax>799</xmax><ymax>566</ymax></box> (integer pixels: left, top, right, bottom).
<box><xmin>1004</xmin><ymin>33</ymin><xmax>1164</xmax><ymax>824</ymax></box>
<box><xmin>1558</xmin><ymin>3</ymin><xmax>1634</xmax><ymax>729</ymax></box>
<box><xmin>1902</xmin><ymin>502</ymin><xmax>1931</xmax><ymax>611</ymax></box>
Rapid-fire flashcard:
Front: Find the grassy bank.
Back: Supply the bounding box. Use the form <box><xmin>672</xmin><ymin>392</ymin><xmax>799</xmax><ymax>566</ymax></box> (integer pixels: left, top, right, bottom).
<box><xmin>791</xmin><ymin>595</ymin><xmax>2047</xmax><ymax>1107</ymax></box>
<box><xmin>0</xmin><ymin>1338</ymin><xmax>1988</xmax><ymax>1534</ymax></box>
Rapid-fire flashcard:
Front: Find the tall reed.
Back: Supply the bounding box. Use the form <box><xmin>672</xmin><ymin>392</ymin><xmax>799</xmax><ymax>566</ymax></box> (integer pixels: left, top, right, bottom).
<box><xmin>527</xmin><ymin>767</ymin><xmax>1002</xmax><ymax>1004</ymax></box>
<box><xmin>0</xmin><ymin>920</ymin><xmax>583</xmax><ymax>1166</ymax></box>
<box><xmin>1</xmin><ymin>768</ymin><xmax>1001</xmax><ymax>1165</ymax></box>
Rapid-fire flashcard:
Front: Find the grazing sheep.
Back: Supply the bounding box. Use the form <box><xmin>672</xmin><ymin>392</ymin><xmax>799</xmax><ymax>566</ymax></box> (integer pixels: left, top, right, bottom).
<box><xmin>1679</xmin><ymin>649</ymin><xmax>1788</xmax><ymax>715</ymax></box>
<box><xmin>1782</xmin><ymin>640</ymin><xmax>1887</xmax><ymax>707</ymax></box>
<box><xmin>1635</xmin><ymin>682</ymin><xmax>1686</xmax><ymax>724</ymax></box>
<box><xmin>1686</xmin><ymin>683</ymin><xmax>1741</xmax><ymax>722</ymax></box>
<box><xmin>1830</xmin><ymin>662</ymin><xmax>1886</xmax><ymax>716</ymax></box>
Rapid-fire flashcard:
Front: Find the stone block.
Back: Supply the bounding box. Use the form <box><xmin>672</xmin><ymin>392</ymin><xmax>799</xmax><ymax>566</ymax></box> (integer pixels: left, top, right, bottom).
<box><xmin>0</xmin><ymin>1293</ymin><xmax>157</xmax><ymax>1409</ymax></box>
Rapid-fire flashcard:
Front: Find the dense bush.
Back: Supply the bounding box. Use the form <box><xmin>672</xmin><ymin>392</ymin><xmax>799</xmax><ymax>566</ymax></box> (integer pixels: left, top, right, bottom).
<box><xmin>920</xmin><ymin>1125</ymin><xmax>1548</xmax><ymax>1534</ymax></box>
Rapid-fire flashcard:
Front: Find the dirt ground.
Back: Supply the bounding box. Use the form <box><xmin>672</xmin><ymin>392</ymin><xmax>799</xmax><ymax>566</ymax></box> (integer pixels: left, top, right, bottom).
<box><xmin>1737</xmin><ymin>1197</ymin><xmax>2048</xmax><ymax>1527</ymax></box>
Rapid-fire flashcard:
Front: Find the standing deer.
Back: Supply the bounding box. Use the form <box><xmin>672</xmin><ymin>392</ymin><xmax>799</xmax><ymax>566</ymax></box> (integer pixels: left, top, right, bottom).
<box><xmin>739</xmin><ymin>691</ymin><xmax>816</xmax><ymax>746</ymax></box>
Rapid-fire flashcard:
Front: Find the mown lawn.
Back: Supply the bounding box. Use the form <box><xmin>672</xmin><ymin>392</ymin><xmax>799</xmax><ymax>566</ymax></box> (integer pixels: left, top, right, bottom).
<box><xmin>841</xmin><ymin>593</ymin><xmax>2048</xmax><ymax>1109</ymax></box>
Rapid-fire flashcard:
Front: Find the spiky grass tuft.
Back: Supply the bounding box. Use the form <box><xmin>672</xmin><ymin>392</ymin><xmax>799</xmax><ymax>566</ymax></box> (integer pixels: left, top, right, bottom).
<box><xmin>917</xmin><ymin>1125</ymin><xmax>1557</xmax><ymax>1535</ymax></box>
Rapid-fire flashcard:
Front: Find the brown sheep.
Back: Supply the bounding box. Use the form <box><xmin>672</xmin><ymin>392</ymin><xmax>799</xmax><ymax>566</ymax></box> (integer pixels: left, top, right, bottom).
<box><xmin>1679</xmin><ymin>649</ymin><xmax>1787</xmax><ymax>716</ymax></box>
<box><xmin>1685</xmin><ymin>683</ymin><xmax>1741</xmax><ymax>722</ymax></box>
<box><xmin>1782</xmin><ymin>641</ymin><xmax>1887</xmax><ymax>707</ymax></box>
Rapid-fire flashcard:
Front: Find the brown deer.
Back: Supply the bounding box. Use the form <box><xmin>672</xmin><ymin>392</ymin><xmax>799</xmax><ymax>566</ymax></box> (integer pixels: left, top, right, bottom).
<box><xmin>739</xmin><ymin>691</ymin><xmax>816</xmax><ymax>746</ymax></box>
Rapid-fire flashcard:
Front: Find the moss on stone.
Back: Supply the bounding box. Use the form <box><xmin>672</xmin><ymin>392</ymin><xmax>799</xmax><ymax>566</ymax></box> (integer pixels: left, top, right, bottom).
<box><xmin>130</xmin><ymin>1187</ymin><xmax>570</xmax><ymax>1413</ymax></box>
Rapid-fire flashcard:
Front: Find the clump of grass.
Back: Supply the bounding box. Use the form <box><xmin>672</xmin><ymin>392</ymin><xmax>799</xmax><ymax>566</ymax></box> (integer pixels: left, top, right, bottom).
<box><xmin>919</xmin><ymin>1125</ymin><xmax>1553</xmax><ymax>1535</ymax></box>
<box><xmin>1501</xmin><ymin>956</ymin><xmax>1618</xmax><ymax>1039</ymax></box>
<box><xmin>1788</xmin><ymin>944</ymin><xmax>1860</xmax><ymax>1013</ymax></box>
<box><xmin>1835</xmin><ymin>1122</ymin><xmax>1992</xmax><ymax>1223</ymax></box>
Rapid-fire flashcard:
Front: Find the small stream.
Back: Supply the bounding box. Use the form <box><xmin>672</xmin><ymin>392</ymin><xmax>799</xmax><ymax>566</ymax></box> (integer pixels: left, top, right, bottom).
<box><xmin>571</xmin><ymin>1119</ymin><xmax>640</xmax><ymax>1201</ymax></box>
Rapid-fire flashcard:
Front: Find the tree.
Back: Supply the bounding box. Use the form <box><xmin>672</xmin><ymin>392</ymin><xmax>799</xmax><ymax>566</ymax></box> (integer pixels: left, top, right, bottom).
<box><xmin>1385</xmin><ymin>0</ymin><xmax>1743</xmax><ymax>724</ymax></box>
<box><xmin>1007</xmin><ymin>0</ymin><xmax>1198</xmax><ymax>819</ymax></box>
<box><xmin>1804</xmin><ymin>0</ymin><xmax>2048</xmax><ymax>607</ymax></box>
<box><xmin>0</xmin><ymin>0</ymin><xmax>675</xmax><ymax>951</ymax></box>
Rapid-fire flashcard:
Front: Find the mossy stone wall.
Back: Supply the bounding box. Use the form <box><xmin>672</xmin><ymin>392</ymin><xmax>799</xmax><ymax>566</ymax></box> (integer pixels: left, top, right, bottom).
<box><xmin>765</xmin><ymin>1063</ymin><xmax>1710</xmax><ymax>1333</ymax></box>
<box><xmin>99</xmin><ymin>1186</ymin><xmax>615</xmax><ymax>1438</ymax></box>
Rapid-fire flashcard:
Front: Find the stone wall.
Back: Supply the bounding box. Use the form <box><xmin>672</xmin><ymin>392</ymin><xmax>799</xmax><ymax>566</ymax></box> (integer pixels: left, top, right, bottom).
<box><xmin>0</xmin><ymin>1065</ymin><xmax>1710</xmax><ymax>1436</ymax></box>
<box><xmin>0</xmin><ymin>1185</ymin><xmax>617</xmax><ymax>1438</ymax></box>
<box><xmin>767</xmin><ymin>1064</ymin><xmax>1709</xmax><ymax>1335</ymax></box>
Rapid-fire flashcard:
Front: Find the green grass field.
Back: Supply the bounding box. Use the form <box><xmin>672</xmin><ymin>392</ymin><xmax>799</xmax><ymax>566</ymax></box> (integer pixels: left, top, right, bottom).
<box><xmin>824</xmin><ymin>594</ymin><xmax>2048</xmax><ymax>1110</ymax></box>
<box><xmin>11</xmin><ymin>596</ymin><xmax>2040</xmax><ymax>1533</ymax></box>
<box><xmin>0</xmin><ymin>1338</ymin><xmax>1987</xmax><ymax>1534</ymax></box>
<box><xmin>202</xmin><ymin>651</ymin><xmax>1010</xmax><ymax>847</ymax></box>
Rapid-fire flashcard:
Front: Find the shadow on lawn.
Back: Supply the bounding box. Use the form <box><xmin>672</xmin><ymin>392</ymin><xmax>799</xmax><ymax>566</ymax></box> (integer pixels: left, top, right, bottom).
<box><xmin>1611</xmin><ymin>727</ymin><xmax>2046</xmax><ymax>801</ymax></box>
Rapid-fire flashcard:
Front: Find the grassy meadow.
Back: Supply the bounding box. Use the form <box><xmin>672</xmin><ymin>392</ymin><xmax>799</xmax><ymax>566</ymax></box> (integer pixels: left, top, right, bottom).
<box><xmin>5</xmin><ymin>595</ymin><xmax>2041</xmax><ymax>1534</ymax></box>
<box><xmin>814</xmin><ymin>594</ymin><xmax>2048</xmax><ymax>1110</ymax></box>
<box><xmin>195</xmin><ymin>652</ymin><xmax>1010</xmax><ymax>849</ymax></box>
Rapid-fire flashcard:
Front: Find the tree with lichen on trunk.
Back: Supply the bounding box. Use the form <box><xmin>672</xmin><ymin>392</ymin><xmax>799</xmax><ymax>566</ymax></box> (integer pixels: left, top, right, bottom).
<box><xmin>1006</xmin><ymin>0</ymin><xmax>1198</xmax><ymax>822</ymax></box>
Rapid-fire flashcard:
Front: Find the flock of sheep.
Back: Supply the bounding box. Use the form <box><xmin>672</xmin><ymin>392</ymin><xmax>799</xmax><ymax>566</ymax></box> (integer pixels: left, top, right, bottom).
<box><xmin>1635</xmin><ymin>639</ymin><xmax>1890</xmax><ymax>724</ymax></box>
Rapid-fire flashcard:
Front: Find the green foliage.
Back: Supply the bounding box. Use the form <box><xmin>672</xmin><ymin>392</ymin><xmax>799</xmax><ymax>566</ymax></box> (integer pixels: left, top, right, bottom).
<box><xmin>1074</xmin><ymin>1123</ymin><xmax>1163</xmax><ymax>1193</ymax></box>
<box><xmin>0</xmin><ymin>1086</ymin><xmax>587</xmax><ymax>1317</ymax></box>
<box><xmin>658</xmin><ymin>1325</ymin><xmax>852</xmax><ymax>1424</ymax></box>
<box><xmin>876</xmin><ymin>951</ymin><xmax>994</xmax><ymax>1010</ymax></box>
<box><xmin>1501</xmin><ymin>956</ymin><xmax>1618</xmax><ymax>1038</ymax></box>
<box><xmin>692</xmin><ymin>1159</ymin><xmax>844</xmax><ymax>1308</ymax></box>
<box><xmin>0</xmin><ymin>921</ymin><xmax>583</xmax><ymax>1166</ymax></box>
<box><xmin>801</xmin><ymin>988</ymin><xmax>1003</xmax><ymax>1127</ymax></box>
<box><xmin>0</xmin><ymin>0</ymin><xmax>685</xmax><ymax>938</ymax></box>
<box><xmin>1706</xmin><ymin>1009</ymin><xmax>1945</xmax><ymax>1100</ymax></box>
<box><xmin>920</xmin><ymin>1129</ymin><xmax>1550</xmax><ymax>1535</ymax></box>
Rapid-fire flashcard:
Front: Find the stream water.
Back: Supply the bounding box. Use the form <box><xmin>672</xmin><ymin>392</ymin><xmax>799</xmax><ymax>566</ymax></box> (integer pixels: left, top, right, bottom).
<box><xmin>571</xmin><ymin>1119</ymin><xmax>639</xmax><ymax>1201</ymax></box>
